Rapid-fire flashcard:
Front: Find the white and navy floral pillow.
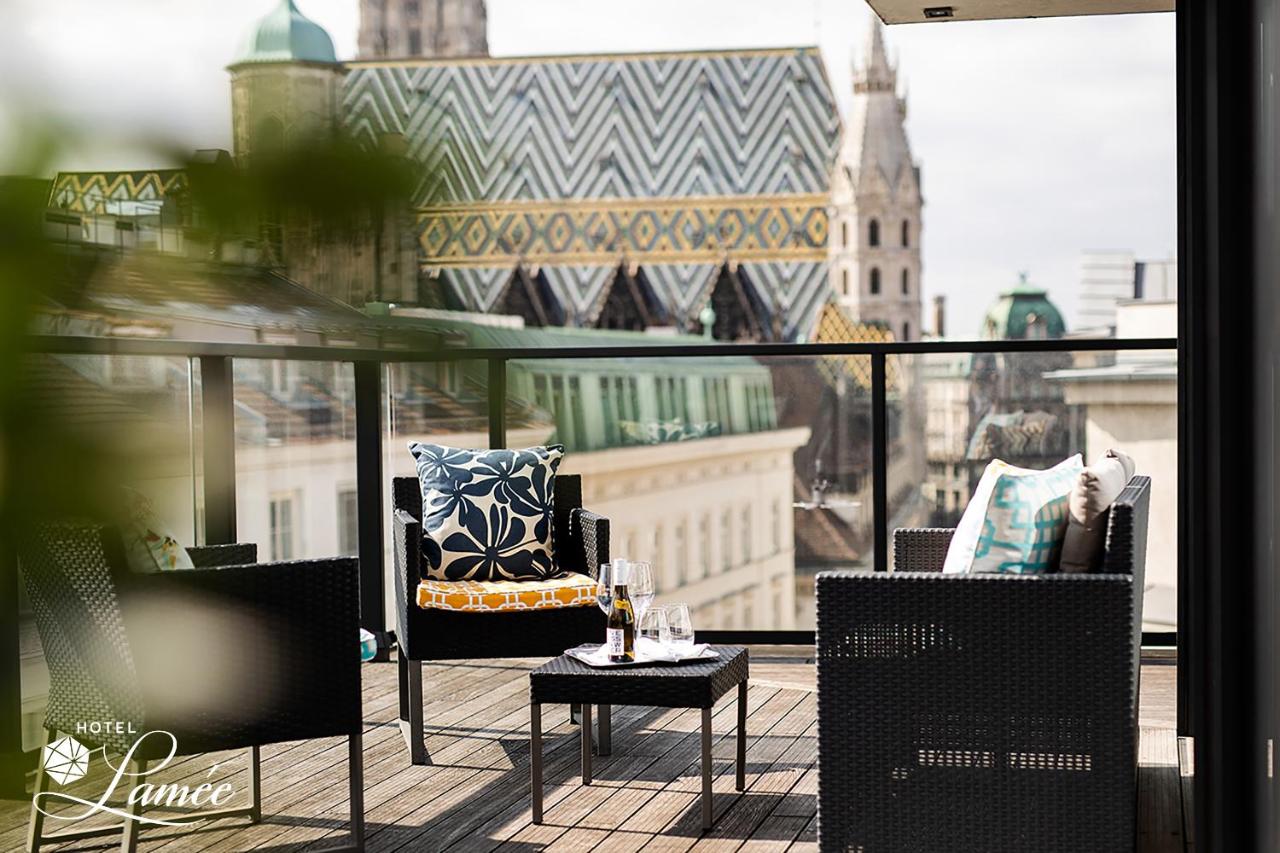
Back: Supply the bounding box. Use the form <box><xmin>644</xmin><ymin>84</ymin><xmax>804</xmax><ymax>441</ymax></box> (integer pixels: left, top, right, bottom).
<box><xmin>408</xmin><ymin>443</ymin><xmax>564</xmax><ymax>582</ymax></box>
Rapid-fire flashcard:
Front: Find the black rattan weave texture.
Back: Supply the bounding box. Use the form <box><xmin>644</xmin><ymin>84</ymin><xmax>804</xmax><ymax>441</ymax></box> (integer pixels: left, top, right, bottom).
<box><xmin>18</xmin><ymin>521</ymin><xmax>362</xmax><ymax>761</ymax></box>
<box><xmin>817</xmin><ymin>476</ymin><xmax>1151</xmax><ymax>853</ymax></box>
<box><xmin>529</xmin><ymin>647</ymin><xmax>748</xmax><ymax>709</ymax></box>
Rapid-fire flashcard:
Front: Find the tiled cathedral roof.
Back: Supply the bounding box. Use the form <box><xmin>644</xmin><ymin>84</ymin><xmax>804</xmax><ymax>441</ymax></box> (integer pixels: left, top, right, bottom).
<box><xmin>343</xmin><ymin>47</ymin><xmax>843</xmax><ymax>338</ymax></box>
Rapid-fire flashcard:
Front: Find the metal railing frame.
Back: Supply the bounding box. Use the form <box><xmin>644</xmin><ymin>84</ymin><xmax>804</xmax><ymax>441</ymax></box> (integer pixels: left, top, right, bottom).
<box><xmin>20</xmin><ymin>333</ymin><xmax>1177</xmax><ymax>639</ymax></box>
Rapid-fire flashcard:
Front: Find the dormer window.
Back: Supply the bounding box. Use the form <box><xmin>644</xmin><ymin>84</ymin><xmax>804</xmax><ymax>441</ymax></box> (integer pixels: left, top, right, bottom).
<box><xmin>901</xmin><ymin>219</ymin><xmax>910</xmax><ymax>247</ymax></box>
<box><xmin>870</xmin><ymin>267</ymin><xmax>881</xmax><ymax>295</ymax></box>
<box><xmin>869</xmin><ymin>219</ymin><xmax>880</xmax><ymax>247</ymax></box>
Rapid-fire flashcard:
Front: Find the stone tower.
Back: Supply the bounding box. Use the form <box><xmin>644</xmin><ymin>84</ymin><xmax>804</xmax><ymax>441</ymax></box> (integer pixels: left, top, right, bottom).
<box><xmin>228</xmin><ymin>0</ymin><xmax>344</xmax><ymax>161</ymax></box>
<box><xmin>228</xmin><ymin>0</ymin><xmax>418</xmax><ymax>305</ymax></box>
<box><xmin>358</xmin><ymin>0</ymin><xmax>488</xmax><ymax>59</ymax></box>
<box><xmin>829</xmin><ymin>18</ymin><xmax>923</xmax><ymax>341</ymax></box>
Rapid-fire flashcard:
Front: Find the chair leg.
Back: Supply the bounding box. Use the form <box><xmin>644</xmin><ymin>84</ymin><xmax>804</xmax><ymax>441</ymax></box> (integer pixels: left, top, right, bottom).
<box><xmin>348</xmin><ymin>733</ymin><xmax>365</xmax><ymax>851</ymax></box>
<box><xmin>247</xmin><ymin>746</ymin><xmax>262</xmax><ymax>823</ymax></box>
<box><xmin>598</xmin><ymin>704</ymin><xmax>611</xmax><ymax>756</ymax></box>
<box><xmin>120</xmin><ymin>757</ymin><xmax>147</xmax><ymax>853</ymax></box>
<box><xmin>27</xmin><ymin>727</ymin><xmax>55</xmax><ymax>853</ymax></box>
<box><xmin>397</xmin><ymin>652</ymin><xmax>410</xmax><ymax>722</ymax></box>
<box><xmin>398</xmin><ymin>657</ymin><xmax>428</xmax><ymax>765</ymax></box>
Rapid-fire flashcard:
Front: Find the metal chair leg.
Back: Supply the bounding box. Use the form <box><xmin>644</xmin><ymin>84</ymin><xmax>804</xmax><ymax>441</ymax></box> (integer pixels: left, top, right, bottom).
<box><xmin>248</xmin><ymin>746</ymin><xmax>262</xmax><ymax>823</ymax></box>
<box><xmin>736</xmin><ymin>681</ymin><xmax>747</xmax><ymax>791</ymax></box>
<box><xmin>530</xmin><ymin>703</ymin><xmax>543</xmax><ymax>824</ymax></box>
<box><xmin>397</xmin><ymin>653</ymin><xmax>411</xmax><ymax>722</ymax></box>
<box><xmin>580</xmin><ymin>704</ymin><xmax>592</xmax><ymax>785</ymax></box>
<box><xmin>27</xmin><ymin>728</ymin><xmax>54</xmax><ymax>853</ymax></box>
<box><xmin>598</xmin><ymin>704</ymin><xmax>611</xmax><ymax>756</ymax></box>
<box><xmin>348</xmin><ymin>733</ymin><xmax>365</xmax><ymax>851</ymax></box>
<box><xmin>120</xmin><ymin>757</ymin><xmax>147</xmax><ymax>853</ymax></box>
<box><xmin>701</xmin><ymin>707</ymin><xmax>713</xmax><ymax>830</ymax></box>
<box><xmin>398</xmin><ymin>658</ymin><xmax>428</xmax><ymax>765</ymax></box>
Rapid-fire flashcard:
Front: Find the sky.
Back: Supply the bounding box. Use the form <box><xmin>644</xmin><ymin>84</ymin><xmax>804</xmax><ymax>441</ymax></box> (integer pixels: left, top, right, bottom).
<box><xmin>0</xmin><ymin>0</ymin><xmax>1176</xmax><ymax>338</ymax></box>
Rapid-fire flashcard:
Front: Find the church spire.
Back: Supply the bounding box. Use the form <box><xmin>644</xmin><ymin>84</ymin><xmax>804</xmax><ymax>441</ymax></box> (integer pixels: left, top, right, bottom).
<box><xmin>853</xmin><ymin>16</ymin><xmax>897</xmax><ymax>94</ymax></box>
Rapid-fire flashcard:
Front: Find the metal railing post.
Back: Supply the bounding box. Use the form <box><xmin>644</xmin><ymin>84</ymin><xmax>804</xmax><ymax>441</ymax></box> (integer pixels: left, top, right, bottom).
<box><xmin>354</xmin><ymin>361</ymin><xmax>390</xmax><ymax>661</ymax></box>
<box><xmin>488</xmin><ymin>358</ymin><xmax>507</xmax><ymax>450</ymax></box>
<box><xmin>871</xmin><ymin>353</ymin><xmax>889</xmax><ymax>572</ymax></box>
<box><xmin>199</xmin><ymin>356</ymin><xmax>237</xmax><ymax>545</ymax></box>
<box><xmin>0</xmin><ymin>546</ymin><xmax>24</xmax><ymax>799</ymax></box>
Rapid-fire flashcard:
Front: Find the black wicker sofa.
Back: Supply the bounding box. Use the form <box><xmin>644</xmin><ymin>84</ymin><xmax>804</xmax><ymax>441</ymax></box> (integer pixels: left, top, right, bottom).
<box><xmin>816</xmin><ymin>474</ymin><xmax>1151</xmax><ymax>853</ymax></box>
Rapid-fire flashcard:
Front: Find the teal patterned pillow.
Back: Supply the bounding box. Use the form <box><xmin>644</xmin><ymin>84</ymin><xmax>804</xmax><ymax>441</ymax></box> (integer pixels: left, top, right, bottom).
<box><xmin>943</xmin><ymin>455</ymin><xmax>1083</xmax><ymax>575</ymax></box>
<box><xmin>408</xmin><ymin>443</ymin><xmax>564</xmax><ymax>581</ymax></box>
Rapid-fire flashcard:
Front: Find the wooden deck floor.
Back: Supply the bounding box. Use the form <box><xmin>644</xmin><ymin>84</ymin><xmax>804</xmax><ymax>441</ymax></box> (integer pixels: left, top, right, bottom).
<box><xmin>0</xmin><ymin>648</ymin><xmax>1186</xmax><ymax>852</ymax></box>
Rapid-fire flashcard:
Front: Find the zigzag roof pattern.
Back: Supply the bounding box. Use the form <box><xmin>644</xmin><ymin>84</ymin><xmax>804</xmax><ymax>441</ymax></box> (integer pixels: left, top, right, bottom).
<box><xmin>342</xmin><ymin>47</ymin><xmax>842</xmax><ymax>204</ymax></box>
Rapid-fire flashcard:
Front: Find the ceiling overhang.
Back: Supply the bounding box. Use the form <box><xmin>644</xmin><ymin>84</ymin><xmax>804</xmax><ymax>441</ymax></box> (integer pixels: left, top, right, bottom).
<box><xmin>865</xmin><ymin>0</ymin><xmax>1172</xmax><ymax>24</ymax></box>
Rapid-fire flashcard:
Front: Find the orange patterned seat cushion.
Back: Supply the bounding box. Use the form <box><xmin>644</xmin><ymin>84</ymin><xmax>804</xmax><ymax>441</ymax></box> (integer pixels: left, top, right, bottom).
<box><xmin>415</xmin><ymin>573</ymin><xmax>598</xmax><ymax>613</ymax></box>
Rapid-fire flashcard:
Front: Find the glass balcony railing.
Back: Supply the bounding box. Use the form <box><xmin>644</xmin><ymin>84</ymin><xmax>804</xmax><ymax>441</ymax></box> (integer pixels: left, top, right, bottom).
<box><xmin>21</xmin><ymin>334</ymin><xmax>1178</xmax><ymax>633</ymax></box>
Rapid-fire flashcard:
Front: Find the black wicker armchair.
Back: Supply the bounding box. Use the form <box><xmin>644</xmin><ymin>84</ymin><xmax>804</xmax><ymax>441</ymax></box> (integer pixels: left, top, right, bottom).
<box><xmin>816</xmin><ymin>475</ymin><xmax>1151</xmax><ymax>853</ymax></box>
<box><xmin>18</xmin><ymin>522</ymin><xmax>364</xmax><ymax>853</ymax></box>
<box><xmin>392</xmin><ymin>473</ymin><xmax>608</xmax><ymax>765</ymax></box>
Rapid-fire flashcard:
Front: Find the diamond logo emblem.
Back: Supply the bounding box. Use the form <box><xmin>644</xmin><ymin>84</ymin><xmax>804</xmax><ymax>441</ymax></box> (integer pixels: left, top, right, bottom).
<box><xmin>42</xmin><ymin>736</ymin><xmax>90</xmax><ymax>786</ymax></box>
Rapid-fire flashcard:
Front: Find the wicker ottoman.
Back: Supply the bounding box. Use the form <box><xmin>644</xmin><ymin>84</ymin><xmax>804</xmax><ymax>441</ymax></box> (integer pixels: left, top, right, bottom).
<box><xmin>528</xmin><ymin>646</ymin><xmax>750</xmax><ymax>830</ymax></box>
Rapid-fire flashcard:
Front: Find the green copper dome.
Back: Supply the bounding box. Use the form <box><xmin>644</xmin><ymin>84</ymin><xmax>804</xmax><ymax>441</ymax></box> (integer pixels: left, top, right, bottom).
<box><xmin>232</xmin><ymin>0</ymin><xmax>337</xmax><ymax>66</ymax></box>
<box><xmin>980</xmin><ymin>272</ymin><xmax>1066</xmax><ymax>340</ymax></box>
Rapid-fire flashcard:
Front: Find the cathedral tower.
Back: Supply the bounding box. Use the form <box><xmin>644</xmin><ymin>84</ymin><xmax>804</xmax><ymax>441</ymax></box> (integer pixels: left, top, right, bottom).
<box><xmin>829</xmin><ymin>19</ymin><xmax>923</xmax><ymax>341</ymax></box>
<box><xmin>358</xmin><ymin>0</ymin><xmax>488</xmax><ymax>59</ymax></box>
<box><xmin>228</xmin><ymin>0</ymin><xmax>344</xmax><ymax>161</ymax></box>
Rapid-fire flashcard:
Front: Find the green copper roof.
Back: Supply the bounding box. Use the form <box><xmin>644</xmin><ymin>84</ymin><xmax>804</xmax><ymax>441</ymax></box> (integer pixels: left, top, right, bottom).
<box><xmin>232</xmin><ymin>0</ymin><xmax>337</xmax><ymax>66</ymax></box>
<box><xmin>981</xmin><ymin>272</ymin><xmax>1066</xmax><ymax>341</ymax></box>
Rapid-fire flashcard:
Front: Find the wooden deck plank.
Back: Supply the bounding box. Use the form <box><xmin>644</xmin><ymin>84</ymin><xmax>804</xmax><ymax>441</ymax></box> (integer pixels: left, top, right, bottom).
<box><xmin>0</xmin><ymin>651</ymin><xmax>1186</xmax><ymax>852</ymax></box>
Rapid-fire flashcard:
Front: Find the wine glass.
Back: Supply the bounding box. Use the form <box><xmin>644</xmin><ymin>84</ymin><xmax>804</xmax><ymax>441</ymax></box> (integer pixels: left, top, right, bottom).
<box><xmin>666</xmin><ymin>603</ymin><xmax>695</xmax><ymax>651</ymax></box>
<box><xmin>638</xmin><ymin>606</ymin><xmax>669</xmax><ymax>646</ymax></box>
<box><xmin>596</xmin><ymin>562</ymin><xmax>615</xmax><ymax>616</ymax></box>
<box><xmin>627</xmin><ymin>561</ymin><xmax>655</xmax><ymax>623</ymax></box>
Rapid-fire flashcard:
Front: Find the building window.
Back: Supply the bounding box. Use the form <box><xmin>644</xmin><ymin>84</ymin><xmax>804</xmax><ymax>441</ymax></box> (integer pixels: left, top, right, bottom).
<box><xmin>269</xmin><ymin>496</ymin><xmax>294</xmax><ymax>561</ymax></box>
<box><xmin>653</xmin><ymin>526</ymin><xmax>664</xmax><ymax>582</ymax></box>
<box><xmin>868</xmin><ymin>218</ymin><xmax>880</xmax><ymax>247</ymax></box>
<box><xmin>721</xmin><ymin>509</ymin><xmax>732</xmax><ymax>571</ymax></box>
<box><xmin>673</xmin><ymin>521</ymin><xmax>687</xmax><ymax>588</ymax></box>
<box><xmin>772</xmin><ymin>499</ymin><xmax>783</xmax><ymax>554</ymax></box>
<box><xmin>841</xmin><ymin>220</ymin><xmax>849</xmax><ymax>247</ymax></box>
<box><xmin>901</xmin><ymin>268</ymin><xmax>910</xmax><ymax>296</ymax></box>
<box><xmin>902</xmin><ymin>321</ymin><xmax>911</xmax><ymax>341</ymax></box>
<box><xmin>337</xmin><ymin>489</ymin><xmax>358</xmax><ymax>556</ymax></box>
<box><xmin>841</xmin><ymin>268</ymin><xmax>849</xmax><ymax>296</ymax></box>
<box><xmin>870</xmin><ymin>267</ymin><xmax>881</xmax><ymax>295</ymax></box>
<box><xmin>699</xmin><ymin>513</ymin><xmax>711</xmax><ymax>578</ymax></box>
<box><xmin>741</xmin><ymin>505</ymin><xmax>752</xmax><ymax>563</ymax></box>
<box><xmin>408</xmin><ymin>30</ymin><xmax>422</xmax><ymax>54</ymax></box>
<box><xmin>901</xmin><ymin>219</ymin><xmax>910</xmax><ymax>247</ymax></box>
<box><xmin>405</xmin><ymin>0</ymin><xmax>419</xmax><ymax>15</ymax></box>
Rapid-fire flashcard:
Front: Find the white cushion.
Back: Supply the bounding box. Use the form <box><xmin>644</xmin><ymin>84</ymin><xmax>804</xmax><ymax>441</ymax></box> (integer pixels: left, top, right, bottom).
<box><xmin>120</xmin><ymin>488</ymin><xmax>195</xmax><ymax>573</ymax></box>
<box><xmin>942</xmin><ymin>455</ymin><xmax>1083</xmax><ymax>575</ymax></box>
<box><xmin>1059</xmin><ymin>449</ymin><xmax>1136</xmax><ymax>573</ymax></box>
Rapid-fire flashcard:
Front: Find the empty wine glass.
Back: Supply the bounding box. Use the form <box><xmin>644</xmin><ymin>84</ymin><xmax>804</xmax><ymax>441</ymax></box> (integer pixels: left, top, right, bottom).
<box><xmin>627</xmin><ymin>561</ymin><xmax>655</xmax><ymax>623</ymax></box>
<box><xmin>596</xmin><ymin>562</ymin><xmax>617</xmax><ymax>615</ymax></box>
<box><xmin>638</xmin><ymin>606</ymin><xmax>669</xmax><ymax>646</ymax></box>
<box><xmin>666</xmin><ymin>603</ymin><xmax>695</xmax><ymax>650</ymax></box>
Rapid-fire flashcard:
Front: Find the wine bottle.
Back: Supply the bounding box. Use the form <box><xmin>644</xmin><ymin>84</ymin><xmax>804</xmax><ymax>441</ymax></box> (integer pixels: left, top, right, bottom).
<box><xmin>606</xmin><ymin>568</ymin><xmax>636</xmax><ymax>663</ymax></box>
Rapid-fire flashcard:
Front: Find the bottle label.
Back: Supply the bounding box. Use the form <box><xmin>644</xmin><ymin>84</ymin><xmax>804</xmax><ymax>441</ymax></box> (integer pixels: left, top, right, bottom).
<box><xmin>607</xmin><ymin>628</ymin><xmax>625</xmax><ymax>657</ymax></box>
